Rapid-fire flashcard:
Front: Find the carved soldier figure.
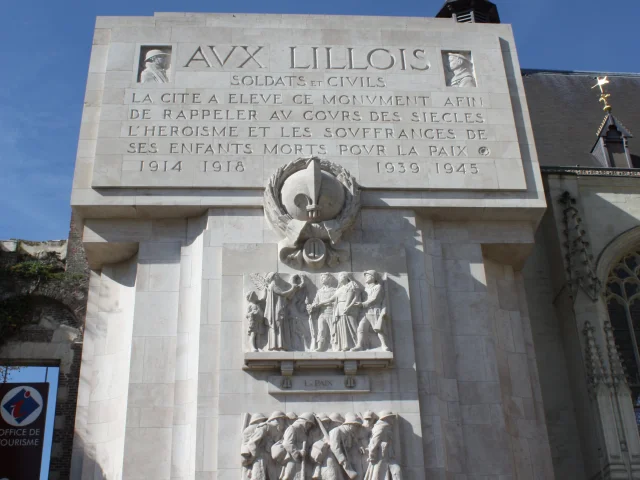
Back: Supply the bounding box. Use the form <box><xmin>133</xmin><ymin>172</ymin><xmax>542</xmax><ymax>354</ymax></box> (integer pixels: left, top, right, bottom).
<box><xmin>352</xmin><ymin>271</ymin><xmax>391</xmax><ymax>352</ymax></box>
<box><xmin>286</xmin><ymin>412</ymin><xmax>299</xmax><ymax>428</ymax></box>
<box><xmin>245</xmin><ymin>411</ymin><xmax>287</xmax><ymax>480</ymax></box>
<box><xmin>242</xmin><ymin>413</ymin><xmax>267</xmax><ymax>480</ymax></box>
<box><xmin>354</xmin><ymin>411</ymin><xmax>378</xmax><ymax>477</ymax></box>
<box><xmin>329</xmin><ymin>413</ymin><xmax>344</xmax><ymax>431</ymax></box>
<box><xmin>307</xmin><ymin>273</ymin><xmax>337</xmax><ymax>351</ymax></box>
<box><xmin>310</xmin><ymin>412</ymin><xmax>361</xmax><ymax>480</ymax></box>
<box><xmin>261</xmin><ymin>273</ymin><xmax>302</xmax><ymax>351</ymax></box>
<box><xmin>315</xmin><ymin>272</ymin><xmax>360</xmax><ymax>351</ymax></box>
<box><xmin>311</xmin><ymin>413</ymin><xmax>333</xmax><ymax>440</ymax></box>
<box><xmin>364</xmin><ymin>412</ymin><xmax>402</xmax><ymax>480</ymax></box>
<box><xmin>445</xmin><ymin>52</ymin><xmax>476</xmax><ymax>87</ymax></box>
<box><xmin>246</xmin><ymin>291</ymin><xmax>264</xmax><ymax>352</ymax></box>
<box><xmin>309</xmin><ymin>413</ymin><xmax>334</xmax><ymax>480</ymax></box>
<box><xmin>140</xmin><ymin>49</ymin><xmax>170</xmax><ymax>83</ymax></box>
<box><xmin>282</xmin><ymin>412</ymin><xmax>316</xmax><ymax>480</ymax></box>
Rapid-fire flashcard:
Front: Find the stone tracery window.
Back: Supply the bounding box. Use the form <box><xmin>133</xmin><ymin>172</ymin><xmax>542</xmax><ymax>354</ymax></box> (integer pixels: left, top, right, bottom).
<box><xmin>605</xmin><ymin>251</ymin><xmax>640</xmax><ymax>420</ymax></box>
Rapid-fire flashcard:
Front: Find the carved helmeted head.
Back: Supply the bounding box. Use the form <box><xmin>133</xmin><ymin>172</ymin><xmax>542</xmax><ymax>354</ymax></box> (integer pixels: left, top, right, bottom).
<box><xmin>316</xmin><ymin>413</ymin><xmax>331</xmax><ymax>425</ymax></box>
<box><xmin>268</xmin><ymin>411</ymin><xmax>287</xmax><ymax>432</ymax></box>
<box><xmin>329</xmin><ymin>412</ymin><xmax>344</xmax><ymax>429</ymax></box>
<box><xmin>145</xmin><ymin>49</ymin><xmax>170</xmax><ymax>70</ymax></box>
<box><xmin>377</xmin><ymin>410</ymin><xmax>396</xmax><ymax>424</ymax></box>
<box><xmin>364</xmin><ymin>270</ymin><xmax>378</xmax><ymax>284</ymax></box>
<box><xmin>250</xmin><ymin>413</ymin><xmax>267</xmax><ymax>425</ymax></box>
<box><xmin>280</xmin><ymin>158</ymin><xmax>345</xmax><ymax>223</ymax></box>
<box><xmin>342</xmin><ymin>413</ymin><xmax>362</xmax><ymax>433</ymax></box>
<box><xmin>362</xmin><ymin>410</ymin><xmax>377</xmax><ymax>428</ymax></box>
<box><xmin>297</xmin><ymin>412</ymin><xmax>316</xmax><ymax>431</ymax></box>
<box><xmin>447</xmin><ymin>52</ymin><xmax>470</xmax><ymax>72</ymax></box>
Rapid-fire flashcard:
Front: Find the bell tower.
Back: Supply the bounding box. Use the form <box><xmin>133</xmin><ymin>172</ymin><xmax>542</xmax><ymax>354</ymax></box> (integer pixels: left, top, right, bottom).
<box><xmin>436</xmin><ymin>0</ymin><xmax>501</xmax><ymax>23</ymax></box>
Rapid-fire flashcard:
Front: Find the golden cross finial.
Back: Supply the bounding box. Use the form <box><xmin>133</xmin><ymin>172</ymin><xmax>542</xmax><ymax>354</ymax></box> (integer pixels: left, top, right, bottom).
<box><xmin>592</xmin><ymin>76</ymin><xmax>609</xmax><ymax>94</ymax></box>
<box><xmin>592</xmin><ymin>76</ymin><xmax>612</xmax><ymax>112</ymax></box>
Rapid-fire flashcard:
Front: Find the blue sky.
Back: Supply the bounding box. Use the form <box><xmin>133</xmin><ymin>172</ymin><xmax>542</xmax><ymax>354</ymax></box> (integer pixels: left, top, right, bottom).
<box><xmin>1</xmin><ymin>0</ymin><xmax>638</xmax><ymax>240</ymax></box>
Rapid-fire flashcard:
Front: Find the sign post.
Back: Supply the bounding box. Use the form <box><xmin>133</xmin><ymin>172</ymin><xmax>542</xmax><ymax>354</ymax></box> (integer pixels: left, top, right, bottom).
<box><xmin>0</xmin><ymin>383</ymin><xmax>49</xmax><ymax>479</ymax></box>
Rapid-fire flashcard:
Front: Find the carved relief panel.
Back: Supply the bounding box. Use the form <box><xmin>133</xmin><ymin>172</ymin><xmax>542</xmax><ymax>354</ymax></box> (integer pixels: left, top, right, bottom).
<box><xmin>244</xmin><ymin>272</ymin><xmax>393</xmax><ymax>354</ymax></box>
<box><xmin>442</xmin><ymin>50</ymin><xmax>476</xmax><ymax>87</ymax></box>
<box><xmin>240</xmin><ymin>411</ymin><xmax>402</xmax><ymax>480</ymax></box>
<box><xmin>138</xmin><ymin>45</ymin><xmax>172</xmax><ymax>83</ymax></box>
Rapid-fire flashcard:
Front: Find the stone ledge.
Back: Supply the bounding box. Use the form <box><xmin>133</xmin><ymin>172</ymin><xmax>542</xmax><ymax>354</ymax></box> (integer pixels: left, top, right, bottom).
<box><xmin>243</xmin><ymin>351</ymin><xmax>394</xmax><ymax>372</ymax></box>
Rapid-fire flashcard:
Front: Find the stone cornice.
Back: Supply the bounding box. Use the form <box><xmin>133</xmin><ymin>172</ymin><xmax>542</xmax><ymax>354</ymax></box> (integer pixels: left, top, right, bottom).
<box><xmin>541</xmin><ymin>166</ymin><xmax>640</xmax><ymax>178</ymax></box>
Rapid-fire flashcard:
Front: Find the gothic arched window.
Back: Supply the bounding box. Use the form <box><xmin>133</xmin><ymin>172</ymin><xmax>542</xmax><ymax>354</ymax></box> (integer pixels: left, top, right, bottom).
<box><xmin>605</xmin><ymin>251</ymin><xmax>640</xmax><ymax>421</ymax></box>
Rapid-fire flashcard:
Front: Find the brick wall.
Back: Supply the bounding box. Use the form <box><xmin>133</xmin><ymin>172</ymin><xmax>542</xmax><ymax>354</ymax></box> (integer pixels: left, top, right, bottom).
<box><xmin>48</xmin><ymin>342</ymin><xmax>83</xmax><ymax>480</ymax></box>
<box><xmin>0</xmin><ymin>214</ymin><xmax>89</xmax><ymax>479</ymax></box>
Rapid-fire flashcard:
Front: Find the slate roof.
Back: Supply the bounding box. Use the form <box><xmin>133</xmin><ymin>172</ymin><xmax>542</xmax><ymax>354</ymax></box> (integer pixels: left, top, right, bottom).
<box><xmin>522</xmin><ymin>70</ymin><xmax>640</xmax><ymax>167</ymax></box>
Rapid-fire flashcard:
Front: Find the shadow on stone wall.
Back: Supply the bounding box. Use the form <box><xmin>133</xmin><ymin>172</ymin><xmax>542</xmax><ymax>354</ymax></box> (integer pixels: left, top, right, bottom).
<box><xmin>70</xmin><ymin>432</ymin><xmax>108</xmax><ymax>480</ymax></box>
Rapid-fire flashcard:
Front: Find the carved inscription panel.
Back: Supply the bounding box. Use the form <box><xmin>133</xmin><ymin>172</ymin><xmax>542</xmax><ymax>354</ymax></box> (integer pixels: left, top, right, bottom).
<box><xmin>267</xmin><ymin>375</ymin><xmax>371</xmax><ymax>394</ymax></box>
<box><xmin>90</xmin><ymin>19</ymin><xmax>528</xmax><ymax>191</ymax></box>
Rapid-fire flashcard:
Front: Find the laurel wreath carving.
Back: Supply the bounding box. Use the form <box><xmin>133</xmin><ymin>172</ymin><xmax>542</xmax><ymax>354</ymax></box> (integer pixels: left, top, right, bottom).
<box><xmin>264</xmin><ymin>157</ymin><xmax>361</xmax><ymax>244</ymax></box>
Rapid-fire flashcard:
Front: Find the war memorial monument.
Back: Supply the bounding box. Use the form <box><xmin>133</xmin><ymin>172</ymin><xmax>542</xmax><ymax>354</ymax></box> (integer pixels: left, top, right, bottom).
<box><xmin>69</xmin><ymin>10</ymin><xmax>557</xmax><ymax>480</ymax></box>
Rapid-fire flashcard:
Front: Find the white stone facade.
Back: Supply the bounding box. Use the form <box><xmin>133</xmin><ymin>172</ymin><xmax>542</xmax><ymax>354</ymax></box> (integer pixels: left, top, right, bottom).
<box><xmin>70</xmin><ymin>12</ymin><xmax>555</xmax><ymax>480</ymax></box>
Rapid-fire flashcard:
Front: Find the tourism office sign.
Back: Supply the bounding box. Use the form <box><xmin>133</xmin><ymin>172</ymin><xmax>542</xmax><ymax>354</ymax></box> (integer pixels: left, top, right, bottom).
<box><xmin>0</xmin><ymin>383</ymin><xmax>49</xmax><ymax>479</ymax></box>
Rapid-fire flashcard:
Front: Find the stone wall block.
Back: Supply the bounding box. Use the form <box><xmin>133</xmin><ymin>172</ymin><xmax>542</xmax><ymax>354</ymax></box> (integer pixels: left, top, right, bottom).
<box><xmin>203</xmin><ymin>247</ymin><xmax>222</xmax><ymax>280</ymax></box>
<box><xmin>462</xmin><ymin>424</ymin><xmax>514</xmax><ymax>475</ymax></box>
<box><xmin>207</xmin><ymin>279</ymin><xmax>221</xmax><ymax>325</ymax></box>
<box><xmin>222</xmin><ymin>209</ymin><xmax>264</xmax><ymax>244</ymax></box>
<box><xmin>133</xmin><ymin>291</ymin><xmax>179</xmax><ymax>336</ymax></box>
<box><xmin>221</xmin><ymin>243</ymin><xmax>277</xmax><ymax>275</ymax></box>
<box><xmin>88</xmin><ymin>45</ymin><xmax>109</xmax><ymax>74</ymax></box>
<box><xmin>434</xmin><ymin>223</ymin><xmax>470</xmax><ymax>243</ymax></box>
<box><xmin>220</xmin><ymin>276</ymin><xmax>242</xmax><ymax>324</ymax></box>
<box><xmin>217</xmin><ymin>322</ymin><xmax>244</xmax><ymax>370</ymax></box>
<box><xmin>142</xmin><ymin>336</ymin><xmax>177</xmax><ymax>383</ymax></box>
<box><xmin>123</xmin><ymin>427</ymin><xmax>173</xmax><ymax>478</ymax></box>
<box><xmin>444</xmin><ymin>259</ymin><xmax>476</xmax><ymax>292</ymax></box>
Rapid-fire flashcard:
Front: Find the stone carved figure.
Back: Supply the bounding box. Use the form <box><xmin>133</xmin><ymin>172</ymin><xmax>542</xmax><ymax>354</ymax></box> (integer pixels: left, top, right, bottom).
<box><xmin>311</xmin><ymin>413</ymin><xmax>361</xmax><ymax>480</ymax></box>
<box><xmin>264</xmin><ymin>157</ymin><xmax>361</xmax><ymax>270</ymax></box>
<box><xmin>289</xmin><ymin>285</ymin><xmax>314</xmax><ymax>351</ymax></box>
<box><xmin>243</xmin><ymin>411</ymin><xmax>287</xmax><ymax>480</ymax></box>
<box><xmin>329</xmin><ymin>413</ymin><xmax>344</xmax><ymax>431</ymax></box>
<box><xmin>364</xmin><ymin>412</ymin><xmax>402</xmax><ymax>480</ymax></box>
<box><xmin>306</xmin><ymin>273</ymin><xmax>337</xmax><ymax>351</ymax></box>
<box><xmin>309</xmin><ymin>413</ymin><xmax>333</xmax><ymax>446</ymax></box>
<box><xmin>309</xmin><ymin>413</ymin><xmax>335</xmax><ymax>480</ymax></box>
<box><xmin>241</xmin><ymin>411</ymin><xmax>402</xmax><ymax>480</ymax></box>
<box><xmin>315</xmin><ymin>273</ymin><xmax>361</xmax><ymax>351</ymax></box>
<box><xmin>282</xmin><ymin>413</ymin><xmax>316</xmax><ymax>480</ymax></box>
<box><xmin>353</xmin><ymin>271</ymin><xmax>391</xmax><ymax>352</ymax></box>
<box><xmin>246</xmin><ymin>291</ymin><xmax>264</xmax><ymax>352</ymax></box>
<box><xmin>355</xmin><ymin>411</ymin><xmax>378</xmax><ymax>477</ymax></box>
<box><xmin>140</xmin><ymin>48</ymin><xmax>170</xmax><ymax>83</ymax></box>
<box><xmin>261</xmin><ymin>273</ymin><xmax>303</xmax><ymax>351</ymax></box>
<box><xmin>245</xmin><ymin>272</ymin><xmax>392</xmax><ymax>353</ymax></box>
<box><xmin>242</xmin><ymin>413</ymin><xmax>268</xmax><ymax>480</ymax></box>
<box><xmin>287</xmin><ymin>412</ymin><xmax>299</xmax><ymax>429</ymax></box>
<box><xmin>444</xmin><ymin>52</ymin><xmax>476</xmax><ymax>88</ymax></box>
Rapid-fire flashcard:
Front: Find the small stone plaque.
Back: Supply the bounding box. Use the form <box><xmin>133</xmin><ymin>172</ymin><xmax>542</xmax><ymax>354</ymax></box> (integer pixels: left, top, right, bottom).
<box><xmin>268</xmin><ymin>375</ymin><xmax>370</xmax><ymax>394</ymax></box>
